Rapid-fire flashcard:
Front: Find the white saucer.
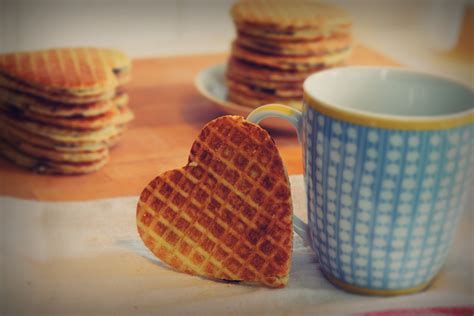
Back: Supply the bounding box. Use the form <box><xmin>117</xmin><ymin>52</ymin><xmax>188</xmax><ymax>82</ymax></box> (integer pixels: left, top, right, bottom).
<box><xmin>194</xmin><ymin>63</ymin><xmax>297</xmax><ymax>133</ymax></box>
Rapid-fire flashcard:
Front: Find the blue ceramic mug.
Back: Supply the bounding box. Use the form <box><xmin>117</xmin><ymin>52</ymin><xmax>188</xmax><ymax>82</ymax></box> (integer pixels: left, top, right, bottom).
<box><xmin>247</xmin><ymin>66</ymin><xmax>473</xmax><ymax>295</ymax></box>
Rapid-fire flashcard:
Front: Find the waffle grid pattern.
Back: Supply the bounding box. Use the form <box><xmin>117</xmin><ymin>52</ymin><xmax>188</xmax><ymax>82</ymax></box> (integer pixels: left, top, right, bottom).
<box><xmin>137</xmin><ymin>116</ymin><xmax>292</xmax><ymax>287</ymax></box>
<box><xmin>0</xmin><ymin>48</ymin><xmax>129</xmax><ymax>94</ymax></box>
<box><xmin>231</xmin><ymin>0</ymin><xmax>351</xmax><ymax>30</ymax></box>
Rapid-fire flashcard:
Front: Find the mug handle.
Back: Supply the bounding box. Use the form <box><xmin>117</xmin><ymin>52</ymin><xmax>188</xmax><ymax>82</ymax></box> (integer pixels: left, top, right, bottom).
<box><xmin>247</xmin><ymin>104</ymin><xmax>311</xmax><ymax>246</ymax></box>
<box><xmin>247</xmin><ymin>104</ymin><xmax>303</xmax><ymax>142</ymax></box>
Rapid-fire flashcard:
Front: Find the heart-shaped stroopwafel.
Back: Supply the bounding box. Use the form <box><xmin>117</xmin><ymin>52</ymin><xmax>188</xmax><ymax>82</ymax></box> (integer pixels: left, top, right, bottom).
<box><xmin>136</xmin><ymin>116</ymin><xmax>293</xmax><ymax>288</ymax></box>
<box><xmin>0</xmin><ymin>47</ymin><xmax>131</xmax><ymax>102</ymax></box>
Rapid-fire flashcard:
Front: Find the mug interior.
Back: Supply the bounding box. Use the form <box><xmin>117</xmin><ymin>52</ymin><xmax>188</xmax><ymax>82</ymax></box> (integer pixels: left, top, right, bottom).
<box><xmin>304</xmin><ymin>67</ymin><xmax>473</xmax><ymax>117</ymax></box>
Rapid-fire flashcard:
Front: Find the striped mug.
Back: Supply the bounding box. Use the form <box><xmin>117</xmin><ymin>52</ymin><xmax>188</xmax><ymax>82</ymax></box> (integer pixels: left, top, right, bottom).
<box><xmin>247</xmin><ymin>66</ymin><xmax>473</xmax><ymax>295</ymax></box>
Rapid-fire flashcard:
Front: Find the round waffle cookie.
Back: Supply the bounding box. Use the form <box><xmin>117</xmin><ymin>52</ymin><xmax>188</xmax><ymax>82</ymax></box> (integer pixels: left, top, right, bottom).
<box><xmin>235</xmin><ymin>22</ymin><xmax>351</xmax><ymax>41</ymax></box>
<box><xmin>227</xmin><ymin>78</ymin><xmax>302</xmax><ymax>99</ymax></box>
<box><xmin>231</xmin><ymin>0</ymin><xmax>351</xmax><ymax>35</ymax></box>
<box><xmin>227</xmin><ymin>58</ymin><xmax>317</xmax><ymax>83</ymax></box>
<box><xmin>227</xmin><ymin>63</ymin><xmax>304</xmax><ymax>91</ymax></box>
<box><xmin>236</xmin><ymin>33</ymin><xmax>352</xmax><ymax>56</ymax></box>
<box><xmin>136</xmin><ymin>116</ymin><xmax>293</xmax><ymax>288</ymax></box>
<box><xmin>232</xmin><ymin>43</ymin><xmax>351</xmax><ymax>71</ymax></box>
<box><xmin>228</xmin><ymin>74</ymin><xmax>302</xmax><ymax>91</ymax></box>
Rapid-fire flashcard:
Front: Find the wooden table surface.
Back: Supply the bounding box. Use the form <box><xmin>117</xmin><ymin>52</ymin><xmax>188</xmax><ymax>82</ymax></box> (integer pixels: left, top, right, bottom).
<box><xmin>0</xmin><ymin>43</ymin><xmax>399</xmax><ymax>201</ymax></box>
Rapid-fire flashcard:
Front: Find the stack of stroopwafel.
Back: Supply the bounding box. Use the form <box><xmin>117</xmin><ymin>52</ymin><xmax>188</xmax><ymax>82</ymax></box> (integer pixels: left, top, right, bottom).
<box><xmin>0</xmin><ymin>47</ymin><xmax>134</xmax><ymax>174</ymax></box>
<box><xmin>226</xmin><ymin>0</ymin><xmax>352</xmax><ymax>109</ymax></box>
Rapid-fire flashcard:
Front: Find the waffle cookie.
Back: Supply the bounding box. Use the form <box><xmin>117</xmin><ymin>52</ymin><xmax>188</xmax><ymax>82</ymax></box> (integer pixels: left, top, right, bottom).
<box><xmin>236</xmin><ymin>22</ymin><xmax>351</xmax><ymax>41</ymax></box>
<box><xmin>231</xmin><ymin>43</ymin><xmax>351</xmax><ymax>71</ymax></box>
<box><xmin>137</xmin><ymin>116</ymin><xmax>293</xmax><ymax>288</ymax></box>
<box><xmin>0</xmin><ymin>121</ymin><xmax>117</xmax><ymax>152</ymax></box>
<box><xmin>227</xmin><ymin>61</ymin><xmax>304</xmax><ymax>90</ymax></box>
<box><xmin>0</xmin><ymin>75</ymin><xmax>116</xmax><ymax>105</ymax></box>
<box><xmin>231</xmin><ymin>0</ymin><xmax>351</xmax><ymax>35</ymax></box>
<box><xmin>0</xmin><ymin>135</ymin><xmax>108</xmax><ymax>163</ymax></box>
<box><xmin>0</xmin><ymin>47</ymin><xmax>131</xmax><ymax>103</ymax></box>
<box><xmin>227</xmin><ymin>75</ymin><xmax>302</xmax><ymax>91</ymax></box>
<box><xmin>0</xmin><ymin>102</ymin><xmax>131</xmax><ymax>131</ymax></box>
<box><xmin>227</xmin><ymin>78</ymin><xmax>302</xmax><ymax>98</ymax></box>
<box><xmin>0</xmin><ymin>139</ymin><xmax>109</xmax><ymax>174</ymax></box>
<box><xmin>0</xmin><ymin>108</ymin><xmax>129</xmax><ymax>173</ymax></box>
<box><xmin>236</xmin><ymin>33</ymin><xmax>352</xmax><ymax>56</ymax></box>
<box><xmin>0</xmin><ymin>88</ymin><xmax>128</xmax><ymax>117</ymax></box>
<box><xmin>227</xmin><ymin>58</ymin><xmax>317</xmax><ymax>83</ymax></box>
<box><xmin>0</xmin><ymin>47</ymin><xmax>133</xmax><ymax>174</ymax></box>
<box><xmin>0</xmin><ymin>115</ymin><xmax>126</xmax><ymax>147</ymax></box>
<box><xmin>226</xmin><ymin>0</ymin><xmax>352</xmax><ymax>110</ymax></box>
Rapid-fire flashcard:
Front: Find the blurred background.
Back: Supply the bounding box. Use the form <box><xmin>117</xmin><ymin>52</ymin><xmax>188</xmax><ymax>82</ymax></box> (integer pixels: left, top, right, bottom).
<box><xmin>1</xmin><ymin>0</ymin><xmax>473</xmax><ymax>85</ymax></box>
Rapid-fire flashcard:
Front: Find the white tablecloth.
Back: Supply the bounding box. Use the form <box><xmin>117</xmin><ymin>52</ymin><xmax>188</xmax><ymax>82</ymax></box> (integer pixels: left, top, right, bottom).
<box><xmin>1</xmin><ymin>175</ymin><xmax>472</xmax><ymax>315</ymax></box>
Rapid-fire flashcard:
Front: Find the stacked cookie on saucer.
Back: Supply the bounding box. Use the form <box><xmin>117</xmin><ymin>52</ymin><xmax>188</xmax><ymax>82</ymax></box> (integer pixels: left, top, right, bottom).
<box><xmin>0</xmin><ymin>47</ymin><xmax>134</xmax><ymax>174</ymax></box>
<box><xmin>226</xmin><ymin>0</ymin><xmax>352</xmax><ymax>109</ymax></box>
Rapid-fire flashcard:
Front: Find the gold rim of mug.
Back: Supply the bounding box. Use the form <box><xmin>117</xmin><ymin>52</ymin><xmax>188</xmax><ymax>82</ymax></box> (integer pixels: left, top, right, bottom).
<box><xmin>303</xmin><ymin>91</ymin><xmax>474</xmax><ymax>130</ymax></box>
<box><xmin>321</xmin><ymin>269</ymin><xmax>434</xmax><ymax>296</ymax></box>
